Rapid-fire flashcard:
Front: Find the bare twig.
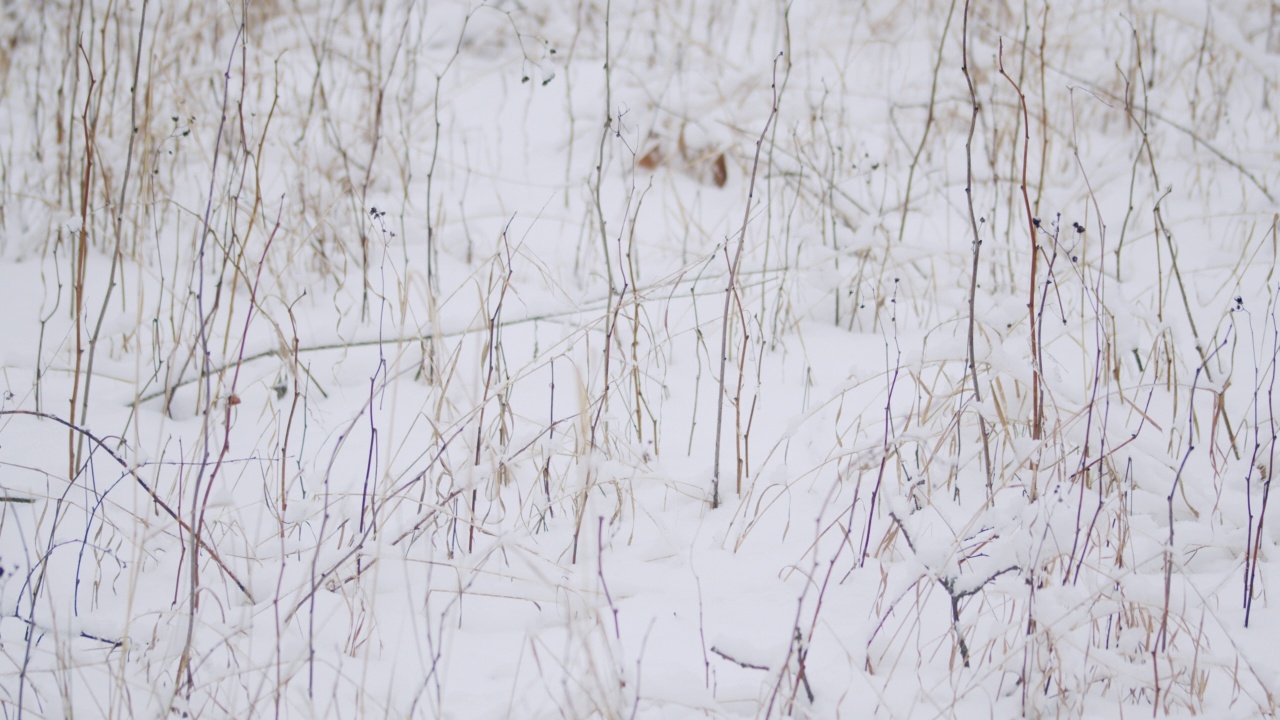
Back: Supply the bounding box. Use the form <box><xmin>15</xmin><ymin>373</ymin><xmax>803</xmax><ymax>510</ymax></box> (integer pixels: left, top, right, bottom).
<box><xmin>713</xmin><ymin>54</ymin><xmax>784</xmax><ymax>508</ymax></box>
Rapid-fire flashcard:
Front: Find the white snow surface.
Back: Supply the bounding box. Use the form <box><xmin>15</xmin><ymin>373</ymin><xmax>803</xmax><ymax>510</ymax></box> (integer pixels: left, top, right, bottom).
<box><xmin>1</xmin><ymin>0</ymin><xmax>1279</xmax><ymax>717</ymax></box>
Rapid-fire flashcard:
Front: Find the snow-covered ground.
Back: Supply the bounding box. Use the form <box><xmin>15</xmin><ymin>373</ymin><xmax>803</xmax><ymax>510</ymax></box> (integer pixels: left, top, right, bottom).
<box><xmin>2</xmin><ymin>0</ymin><xmax>1279</xmax><ymax>717</ymax></box>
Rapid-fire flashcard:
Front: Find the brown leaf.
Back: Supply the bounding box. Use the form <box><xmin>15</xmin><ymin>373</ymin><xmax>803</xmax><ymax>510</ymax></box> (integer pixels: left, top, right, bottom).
<box><xmin>638</xmin><ymin>145</ymin><xmax>663</xmax><ymax>169</ymax></box>
<box><xmin>711</xmin><ymin>153</ymin><xmax>727</xmax><ymax>187</ymax></box>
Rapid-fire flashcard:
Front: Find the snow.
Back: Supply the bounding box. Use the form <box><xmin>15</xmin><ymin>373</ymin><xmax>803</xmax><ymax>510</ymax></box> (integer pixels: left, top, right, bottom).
<box><xmin>1</xmin><ymin>0</ymin><xmax>1279</xmax><ymax>717</ymax></box>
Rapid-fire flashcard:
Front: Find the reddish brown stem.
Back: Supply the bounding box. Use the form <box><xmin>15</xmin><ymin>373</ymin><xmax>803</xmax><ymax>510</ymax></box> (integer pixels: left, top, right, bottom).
<box><xmin>998</xmin><ymin>39</ymin><xmax>1043</xmax><ymax>440</ymax></box>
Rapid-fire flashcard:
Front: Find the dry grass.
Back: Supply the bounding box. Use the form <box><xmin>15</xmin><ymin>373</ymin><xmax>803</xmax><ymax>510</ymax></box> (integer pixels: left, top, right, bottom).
<box><xmin>0</xmin><ymin>0</ymin><xmax>1277</xmax><ymax>717</ymax></box>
